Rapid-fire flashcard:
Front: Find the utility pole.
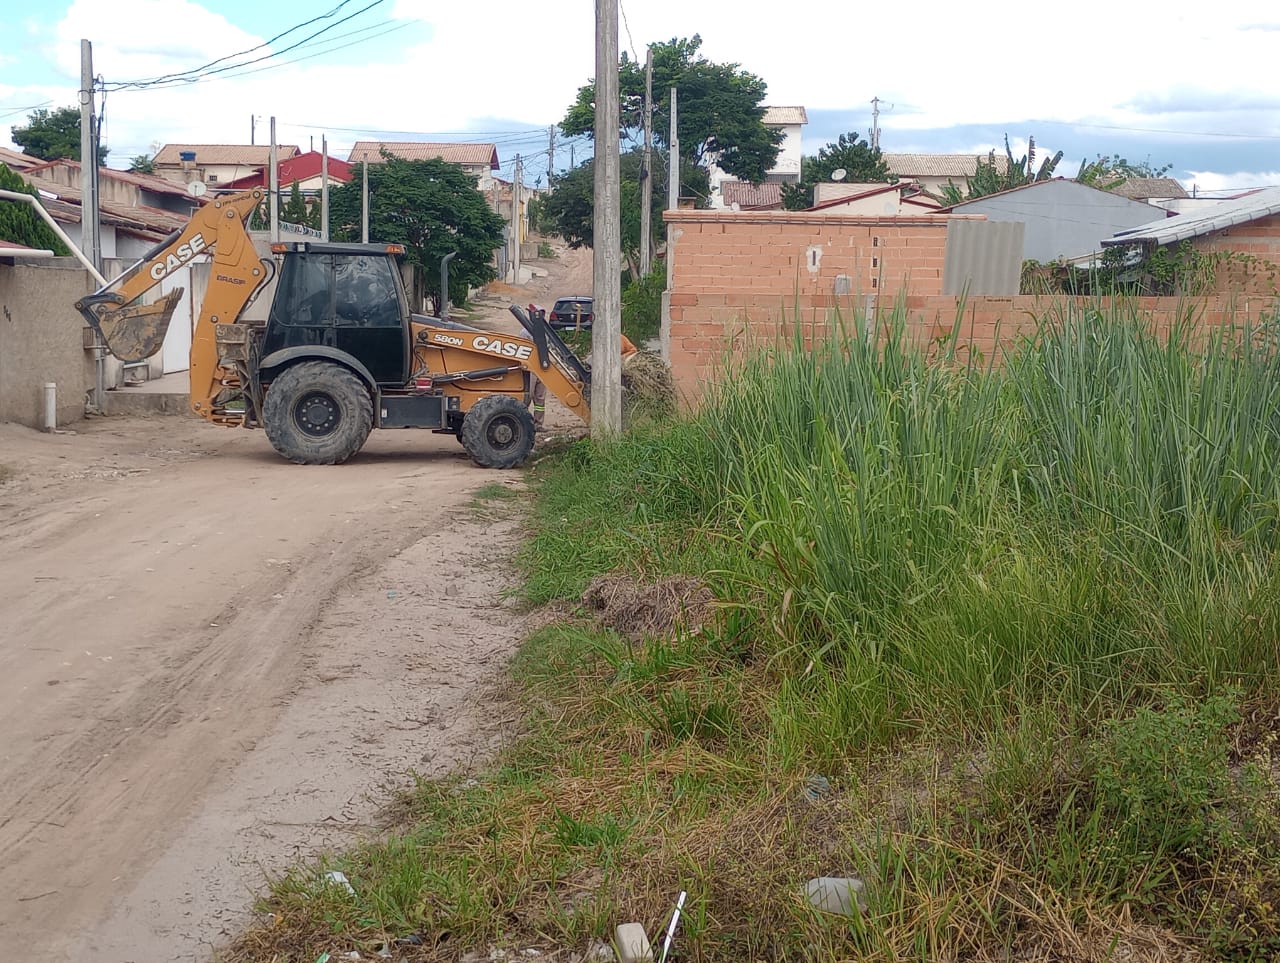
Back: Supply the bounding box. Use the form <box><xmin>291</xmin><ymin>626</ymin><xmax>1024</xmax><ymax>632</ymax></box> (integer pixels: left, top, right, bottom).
<box><xmin>871</xmin><ymin>96</ymin><xmax>881</xmax><ymax>151</ymax></box>
<box><xmin>512</xmin><ymin>153</ymin><xmax>522</xmax><ymax>284</ymax></box>
<box><xmin>361</xmin><ymin>160</ymin><xmax>369</xmax><ymax>242</ymax></box>
<box><xmin>639</xmin><ymin>45</ymin><xmax>653</xmax><ymax>277</ymax></box>
<box><xmin>321</xmin><ymin>135</ymin><xmax>330</xmax><ymax>241</ymax></box>
<box><xmin>592</xmin><ymin>0</ymin><xmax>622</xmax><ymax>437</ymax></box>
<box><xmin>269</xmin><ymin>117</ymin><xmax>279</xmax><ymax>243</ymax></box>
<box><xmin>570</xmin><ymin>142</ymin><xmax>576</xmax><ymax>170</ymax></box>
<box><xmin>547</xmin><ymin>125</ymin><xmax>555</xmax><ymax>188</ymax></box>
<box><xmin>660</xmin><ymin>85</ymin><xmax>679</xmax><ymax>364</ymax></box>
<box><xmin>251</xmin><ymin>115</ymin><xmax>255</xmax><ymax>146</ymax></box>
<box><xmin>80</xmin><ymin>38</ymin><xmax>105</xmax><ymax>410</ymax></box>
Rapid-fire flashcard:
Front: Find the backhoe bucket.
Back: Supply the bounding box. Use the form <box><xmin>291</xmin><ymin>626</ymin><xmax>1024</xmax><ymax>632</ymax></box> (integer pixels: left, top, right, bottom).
<box><xmin>83</xmin><ymin>288</ymin><xmax>184</xmax><ymax>363</ymax></box>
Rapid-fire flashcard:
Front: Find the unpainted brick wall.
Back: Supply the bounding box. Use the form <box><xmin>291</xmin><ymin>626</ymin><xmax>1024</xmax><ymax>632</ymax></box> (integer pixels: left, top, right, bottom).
<box><xmin>664</xmin><ymin>209</ymin><xmax>1280</xmax><ymax>402</ymax></box>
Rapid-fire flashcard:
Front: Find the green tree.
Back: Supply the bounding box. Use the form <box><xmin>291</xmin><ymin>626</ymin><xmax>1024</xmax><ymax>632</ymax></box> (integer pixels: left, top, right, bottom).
<box><xmin>782</xmin><ymin>131</ymin><xmax>892</xmax><ymax>210</ymax></box>
<box><xmin>941</xmin><ymin>134</ymin><xmax>1062</xmax><ymax>205</ymax></box>
<box><xmin>541</xmin><ymin>150</ymin><xmax>707</xmax><ymax>279</ymax></box>
<box><xmin>1076</xmin><ymin>154</ymin><xmax>1174</xmax><ymax>188</ymax></box>
<box><xmin>327</xmin><ymin>155</ymin><xmax>504</xmax><ymax>308</ymax></box>
<box><xmin>128</xmin><ymin>154</ymin><xmax>155</xmax><ymax>174</ymax></box>
<box><xmin>561</xmin><ymin>35</ymin><xmax>782</xmax><ymax>183</ymax></box>
<box><xmin>11</xmin><ymin>106</ymin><xmax>108</xmax><ymax>164</ymax></box>
<box><xmin>282</xmin><ymin>179</ymin><xmax>308</xmax><ymax>226</ymax></box>
<box><xmin>0</xmin><ymin>166</ymin><xmax>70</xmax><ymax>253</ymax></box>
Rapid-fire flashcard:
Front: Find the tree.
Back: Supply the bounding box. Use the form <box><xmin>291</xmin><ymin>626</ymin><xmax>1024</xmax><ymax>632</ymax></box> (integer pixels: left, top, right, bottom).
<box><xmin>282</xmin><ymin>180</ymin><xmax>308</xmax><ymax>226</ymax></box>
<box><xmin>0</xmin><ymin>166</ymin><xmax>70</xmax><ymax>254</ymax></box>
<box><xmin>327</xmin><ymin>155</ymin><xmax>505</xmax><ymax>308</ymax></box>
<box><xmin>782</xmin><ymin>131</ymin><xmax>892</xmax><ymax>210</ymax></box>
<box><xmin>128</xmin><ymin>154</ymin><xmax>155</xmax><ymax>174</ymax></box>
<box><xmin>1076</xmin><ymin>154</ymin><xmax>1174</xmax><ymax>188</ymax></box>
<box><xmin>561</xmin><ymin>35</ymin><xmax>782</xmax><ymax>183</ymax></box>
<box><xmin>12</xmin><ymin>106</ymin><xmax>108</xmax><ymax>164</ymax></box>
<box><xmin>940</xmin><ymin>134</ymin><xmax>1061</xmax><ymax>204</ymax></box>
<box><xmin>541</xmin><ymin>150</ymin><xmax>708</xmax><ymax>279</ymax></box>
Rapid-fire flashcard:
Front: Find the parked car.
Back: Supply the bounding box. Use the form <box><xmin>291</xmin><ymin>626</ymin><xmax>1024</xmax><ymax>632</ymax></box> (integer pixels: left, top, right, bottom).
<box><xmin>549</xmin><ymin>297</ymin><xmax>594</xmax><ymax>330</ymax></box>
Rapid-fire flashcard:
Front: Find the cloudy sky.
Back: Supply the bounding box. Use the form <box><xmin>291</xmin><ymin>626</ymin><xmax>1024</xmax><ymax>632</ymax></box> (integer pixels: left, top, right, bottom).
<box><xmin>2</xmin><ymin>0</ymin><xmax>1278</xmax><ymax>194</ymax></box>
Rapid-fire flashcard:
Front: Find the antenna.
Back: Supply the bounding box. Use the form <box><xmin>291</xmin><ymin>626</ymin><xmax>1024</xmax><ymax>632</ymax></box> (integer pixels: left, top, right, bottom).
<box><xmin>831</xmin><ymin>169</ymin><xmax>847</xmax><ymax>182</ymax></box>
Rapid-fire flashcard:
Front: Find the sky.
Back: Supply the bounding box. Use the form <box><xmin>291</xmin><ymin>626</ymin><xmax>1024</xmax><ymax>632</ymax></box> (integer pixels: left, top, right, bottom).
<box><xmin>1</xmin><ymin>0</ymin><xmax>1278</xmax><ymax>195</ymax></box>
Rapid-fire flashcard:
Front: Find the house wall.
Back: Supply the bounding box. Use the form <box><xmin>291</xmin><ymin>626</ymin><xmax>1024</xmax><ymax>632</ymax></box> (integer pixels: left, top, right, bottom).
<box><xmin>0</xmin><ymin>259</ymin><xmax>95</xmax><ymax>427</ymax></box>
<box><xmin>1191</xmin><ymin>214</ymin><xmax>1280</xmax><ymax>294</ymax></box>
<box><xmin>951</xmin><ymin>180</ymin><xmax>1165</xmax><ymax>263</ymax></box>
<box><xmin>765</xmin><ymin>122</ymin><xmax>803</xmax><ymax>183</ymax></box>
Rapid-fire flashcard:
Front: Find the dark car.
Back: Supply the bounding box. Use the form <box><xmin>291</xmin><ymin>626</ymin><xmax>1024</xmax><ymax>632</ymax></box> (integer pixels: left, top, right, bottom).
<box><xmin>548</xmin><ymin>297</ymin><xmax>594</xmax><ymax>330</ymax></box>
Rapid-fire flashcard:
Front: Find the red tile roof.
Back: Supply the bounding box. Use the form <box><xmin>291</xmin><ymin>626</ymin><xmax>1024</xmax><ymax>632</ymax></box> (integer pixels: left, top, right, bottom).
<box><xmin>154</xmin><ymin>144</ymin><xmax>299</xmax><ymax>166</ymax></box>
<box><xmin>23</xmin><ymin>158</ymin><xmax>198</xmax><ymax>198</ymax></box>
<box><xmin>723</xmin><ymin>181</ymin><xmax>783</xmax><ymax>210</ymax></box>
<box><xmin>347</xmin><ymin>141</ymin><xmax>499</xmax><ymax>170</ymax></box>
<box><xmin>225</xmin><ymin>151</ymin><xmax>354</xmax><ymax>189</ymax></box>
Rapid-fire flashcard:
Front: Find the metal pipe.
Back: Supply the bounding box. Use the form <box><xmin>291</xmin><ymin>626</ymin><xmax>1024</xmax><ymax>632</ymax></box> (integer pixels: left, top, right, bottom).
<box><xmin>0</xmin><ymin>190</ymin><xmax>108</xmax><ymax>284</ymax></box>
<box><xmin>43</xmin><ymin>383</ymin><xmax>57</xmax><ymax>431</ymax></box>
<box><xmin>439</xmin><ymin>251</ymin><xmax>458</xmax><ymax>321</ymax></box>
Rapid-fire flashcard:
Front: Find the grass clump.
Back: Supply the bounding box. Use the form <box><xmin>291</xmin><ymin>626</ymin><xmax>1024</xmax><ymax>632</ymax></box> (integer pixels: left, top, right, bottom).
<box><xmin>232</xmin><ymin>302</ymin><xmax>1280</xmax><ymax>962</ymax></box>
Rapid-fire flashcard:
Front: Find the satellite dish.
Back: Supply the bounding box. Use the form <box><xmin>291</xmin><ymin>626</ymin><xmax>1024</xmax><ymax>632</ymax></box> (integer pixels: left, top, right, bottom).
<box><xmin>831</xmin><ymin>169</ymin><xmax>847</xmax><ymax>182</ymax></box>
<box><xmin>186</xmin><ymin>180</ymin><xmax>207</xmax><ymax>198</ymax></box>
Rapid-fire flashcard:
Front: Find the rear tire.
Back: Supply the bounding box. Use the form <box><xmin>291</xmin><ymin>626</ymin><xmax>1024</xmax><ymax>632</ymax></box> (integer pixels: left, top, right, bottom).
<box><xmin>262</xmin><ymin>361</ymin><xmax>373</xmax><ymax>465</ymax></box>
<box><xmin>461</xmin><ymin>395</ymin><xmax>535</xmax><ymax>469</ymax></box>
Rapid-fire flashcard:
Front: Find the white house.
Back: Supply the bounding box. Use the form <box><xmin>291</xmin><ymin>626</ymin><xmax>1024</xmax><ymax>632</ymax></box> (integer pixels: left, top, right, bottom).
<box><xmin>709</xmin><ymin>105</ymin><xmax>807</xmax><ymax>208</ymax></box>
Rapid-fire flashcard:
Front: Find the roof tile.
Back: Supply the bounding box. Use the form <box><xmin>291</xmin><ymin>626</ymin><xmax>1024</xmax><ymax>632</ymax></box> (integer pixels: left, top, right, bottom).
<box><xmin>347</xmin><ymin>141</ymin><xmax>499</xmax><ymax>170</ymax></box>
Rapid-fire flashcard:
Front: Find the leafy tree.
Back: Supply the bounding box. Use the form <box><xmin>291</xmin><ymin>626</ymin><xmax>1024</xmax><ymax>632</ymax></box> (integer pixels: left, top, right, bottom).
<box><xmin>1076</xmin><ymin>154</ymin><xmax>1174</xmax><ymax>188</ymax></box>
<box><xmin>782</xmin><ymin>131</ymin><xmax>892</xmax><ymax>210</ymax></box>
<box><xmin>282</xmin><ymin>179</ymin><xmax>308</xmax><ymax>226</ymax></box>
<box><xmin>12</xmin><ymin>106</ymin><xmax>108</xmax><ymax>164</ymax></box>
<box><xmin>327</xmin><ymin>155</ymin><xmax>504</xmax><ymax>308</ymax></box>
<box><xmin>940</xmin><ymin>135</ymin><xmax>1062</xmax><ymax>205</ymax></box>
<box><xmin>0</xmin><ymin>165</ymin><xmax>69</xmax><ymax>253</ymax></box>
<box><xmin>561</xmin><ymin>35</ymin><xmax>782</xmax><ymax>183</ymax></box>
<box><xmin>541</xmin><ymin>150</ymin><xmax>707</xmax><ymax>279</ymax></box>
<box><xmin>128</xmin><ymin>154</ymin><xmax>155</xmax><ymax>174</ymax></box>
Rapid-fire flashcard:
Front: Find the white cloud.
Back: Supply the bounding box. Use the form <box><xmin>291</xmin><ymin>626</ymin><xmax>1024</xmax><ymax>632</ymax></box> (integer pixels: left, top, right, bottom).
<box><xmin>1183</xmin><ymin>170</ymin><xmax>1280</xmax><ymax>194</ymax></box>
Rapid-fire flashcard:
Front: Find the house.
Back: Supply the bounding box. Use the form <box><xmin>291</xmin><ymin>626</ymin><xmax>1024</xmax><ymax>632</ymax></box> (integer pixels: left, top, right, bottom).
<box><xmin>882</xmin><ymin>152</ymin><xmax>1010</xmax><ymax>197</ymax></box>
<box><xmin>24</xmin><ymin>159</ymin><xmax>199</xmax><ymax>219</ymax></box>
<box><xmin>0</xmin><ymin>145</ymin><xmax>41</xmax><ymax>172</ymax></box>
<box><xmin>811</xmin><ymin>182</ymin><xmax>908</xmax><ymax>215</ymax></box>
<box><xmin>722</xmin><ymin>181</ymin><xmax>784</xmax><ymax>211</ymax></box>
<box><xmin>224</xmin><ymin>150</ymin><xmax>353</xmax><ymax>191</ymax></box>
<box><xmin>346</xmin><ymin>141</ymin><xmax>500</xmax><ymax>191</ymax></box>
<box><xmin>937</xmin><ymin>178</ymin><xmax>1172</xmax><ymax>263</ymax></box>
<box><xmin>153</xmin><ymin>144</ymin><xmax>300</xmax><ymax>188</ymax></box>
<box><xmin>708</xmin><ymin>105</ymin><xmax>807</xmax><ymax>208</ymax></box>
<box><xmin>1101</xmin><ymin>186</ymin><xmax>1280</xmax><ymax>294</ymax></box>
<box><xmin>1107</xmin><ymin>177</ymin><xmax>1188</xmax><ymax>205</ymax></box>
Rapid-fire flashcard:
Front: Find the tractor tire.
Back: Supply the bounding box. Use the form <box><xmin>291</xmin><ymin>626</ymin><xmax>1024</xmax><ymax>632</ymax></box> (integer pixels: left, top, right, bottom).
<box><xmin>262</xmin><ymin>361</ymin><xmax>373</xmax><ymax>465</ymax></box>
<box><xmin>461</xmin><ymin>395</ymin><xmax>535</xmax><ymax>469</ymax></box>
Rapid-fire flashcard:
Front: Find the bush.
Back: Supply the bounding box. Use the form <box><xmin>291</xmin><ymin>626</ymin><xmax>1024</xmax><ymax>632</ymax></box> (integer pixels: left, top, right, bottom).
<box><xmin>621</xmin><ymin>269</ymin><xmax>664</xmax><ymax>344</ymax></box>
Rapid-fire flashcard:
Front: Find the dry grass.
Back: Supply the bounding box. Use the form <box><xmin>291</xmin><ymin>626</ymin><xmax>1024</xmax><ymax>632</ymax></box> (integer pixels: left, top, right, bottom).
<box><xmin>579</xmin><ymin>571</ymin><xmax>714</xmax><ymax>642</ymax></box>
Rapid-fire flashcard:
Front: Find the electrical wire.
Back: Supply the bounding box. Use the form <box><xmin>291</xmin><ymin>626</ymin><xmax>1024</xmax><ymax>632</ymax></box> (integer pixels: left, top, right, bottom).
<box><xmin>104</xmin><ymin>0</ymin><xmax>388</xmax><ymax>90</ymax></box>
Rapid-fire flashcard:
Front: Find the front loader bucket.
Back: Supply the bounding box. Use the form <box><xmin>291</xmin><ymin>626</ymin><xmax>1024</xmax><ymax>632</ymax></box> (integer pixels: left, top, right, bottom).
<box><xmin>81</xmin><ymin>288</ymin><xmax>184</xmax><ymax>363</ymax></box>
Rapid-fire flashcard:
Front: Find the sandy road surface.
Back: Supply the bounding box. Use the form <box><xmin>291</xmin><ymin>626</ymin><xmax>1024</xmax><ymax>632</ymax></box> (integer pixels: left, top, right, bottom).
<box><xmin>0</xmin><ymin>416</ymin><xmax>529</xmax><ymax>961</ymax></box>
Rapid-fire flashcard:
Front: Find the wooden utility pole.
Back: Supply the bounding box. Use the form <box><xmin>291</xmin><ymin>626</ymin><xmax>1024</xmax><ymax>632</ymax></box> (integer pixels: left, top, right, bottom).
<box><xmin>639</xmin><ymin>45</ymin><xmax>653</xmax><ymax>276</ymax></box>
<box><xmin>592</xmin><ymin>0</ymin><xmax>622</xmax><ymax>436</ymax></box>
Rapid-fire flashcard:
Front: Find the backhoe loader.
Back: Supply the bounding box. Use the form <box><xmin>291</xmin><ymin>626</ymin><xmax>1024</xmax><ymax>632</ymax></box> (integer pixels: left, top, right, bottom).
<box><xmin>75</xmin><ymin>188</ymin><xmax>589</xmax><ymax>468</ymax></box>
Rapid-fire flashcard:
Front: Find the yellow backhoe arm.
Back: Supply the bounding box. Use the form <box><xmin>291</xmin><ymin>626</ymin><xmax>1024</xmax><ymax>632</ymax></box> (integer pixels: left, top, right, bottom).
<box><xmin>76</xmin><ymin>189</ymin><xmax>269</xmax><ymax>420</ymax></box>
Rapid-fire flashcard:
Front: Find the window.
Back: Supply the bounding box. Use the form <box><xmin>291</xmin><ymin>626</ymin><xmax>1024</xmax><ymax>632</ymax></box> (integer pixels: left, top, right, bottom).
<box><xmin>333</xmin><ymin>256</ymin><xmax>401</xmax><ymax>327</ymax></box>
<box><xmin>207</xmin><ymin>174</ymin><xmax>219</xmax><ymax>183</ymax></box>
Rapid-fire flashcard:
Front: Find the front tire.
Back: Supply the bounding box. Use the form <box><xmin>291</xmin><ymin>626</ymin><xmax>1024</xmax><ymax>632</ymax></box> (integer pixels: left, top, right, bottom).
<box><xmin>262</xmin><ymin>361</ymin><xmax>373</xmax><ymax>465</ymax></box>
<box><xmin>461</xmin><ymin>395</ymin><xmax>535</xmax><ymax>469</ymax></box>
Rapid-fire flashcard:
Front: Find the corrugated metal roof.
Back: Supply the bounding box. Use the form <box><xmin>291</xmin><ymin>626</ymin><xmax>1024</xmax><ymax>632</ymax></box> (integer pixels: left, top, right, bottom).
<box><xmin>347</xmin><ymin>141</ymin><xmax>500</xmax><ymax>170</ymax></box>
<box><xmin>762</xmin><ymin>106</ymin><xmax>807</xmax><ymax>126</ymax></box>
<box><xmin>1108</xmin><ymin>177</ymin><xmax>1189</xmax><ymax>200</ymax></box>
<box><xmin>1102</xmin><ymin>186</ymin><xmax>1280</xmax><ymax>247</ymax></box>
<box><xmin>722</xmin><ymin>181</ymin><xmax>783</xmax><ymax>209</ymax></box>
<box><xmin>883</xmin><ymin>152</ymin><xmax>1010</xmax><ymax>178</ymax></box>
<box><xmin>154</xmin><ymin>144</ymin><xmax>299</xmax><ymax>166</ymax></box>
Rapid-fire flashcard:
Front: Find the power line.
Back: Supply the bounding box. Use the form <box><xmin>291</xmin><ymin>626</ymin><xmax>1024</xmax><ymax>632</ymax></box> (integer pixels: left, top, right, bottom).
<box><xmin>104</xmin><ymin>0</ymin><xmax>388</xmax><ymax>90</ymax></box>
<box><xmin>1028</xmin><ymin>117</ymin><xmax>1280</xmax><ymax>140</ymax></box>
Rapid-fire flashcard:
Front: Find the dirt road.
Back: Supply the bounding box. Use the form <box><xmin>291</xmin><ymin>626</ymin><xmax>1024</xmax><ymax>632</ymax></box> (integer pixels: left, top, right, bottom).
<box><xmin>0</xmin><ymin>415</ymin><xmax>529</xmax><ymax>961</ymax></box>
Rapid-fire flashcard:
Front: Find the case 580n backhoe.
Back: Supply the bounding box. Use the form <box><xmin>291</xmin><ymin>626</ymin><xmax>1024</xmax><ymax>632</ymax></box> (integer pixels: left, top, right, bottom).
<box><xmin>75</xmin><ymin>188</ymin><xmax>590</xmax><ymax>468</ymax></box>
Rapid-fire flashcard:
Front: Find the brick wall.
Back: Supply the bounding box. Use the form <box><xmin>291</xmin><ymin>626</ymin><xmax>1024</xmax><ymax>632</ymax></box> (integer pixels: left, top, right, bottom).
<box><xmin>1192</xmin><ymin>214</ymin><xmax>1280</xmax><ymax>296</ymax></box>
<box><xmin>663</xmin><ymin>210</ymin><xmax>1280</xmax><ymax>401</ymax></box>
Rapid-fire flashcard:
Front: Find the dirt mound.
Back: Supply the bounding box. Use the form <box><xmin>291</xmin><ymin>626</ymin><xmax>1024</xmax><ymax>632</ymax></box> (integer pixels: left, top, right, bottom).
<box><xmin>581</xmin><ymin>572</ymin><xmax>714</xmax><ymax>641</ymax></box>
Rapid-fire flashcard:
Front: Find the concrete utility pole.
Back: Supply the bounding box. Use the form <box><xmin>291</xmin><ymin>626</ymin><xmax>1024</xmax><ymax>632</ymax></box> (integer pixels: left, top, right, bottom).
<box><xmin>80</xmin><ymin>38</ymin><xmax>105</xmax><ymax>410</ymax></box>
<box><xmin>570</xmin><ymin>142</ymin><xmax>576</xmax><ymax>170</ymax></box>
<box><xmin>659</xmin><ymin>86</ymin><xmax>679</xmax><ymax>363</ymax></box>
<box><xmin>592</xmin><ymin>0</ymin><xmax>623</xmax><ymax>436</ymax></box>
<box><xmin>547</xmin><ymin>125</ymin><xmax>555</xmax><ymax>187</ymax></box>
<box><xmin>512</xmin><ymin>153</ymin><xmax>522</xmax><ymax>284</ymax></box>
<box><xmin>269</xmin><ymin>117</ymin><xmax>280</xmax><ymax>243</ymax></box>
<box><xmin>871</xmin><ymin>96</ymin><xmax>881</xmax><ymax>151</ymax></box>
<box><xmin>361</xmin><ymin>160</ymin><xmax>369</xmax><ymax>242</ymax></box>
<box><xmin>639</xmin><ymin>45</ymin><xmax>653</xmax><ymax>277</ymax></box>
<box><xmin>321</xmin><ymin>135</ymin><xmax>330</xmax><ymax>241</ymax></box>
